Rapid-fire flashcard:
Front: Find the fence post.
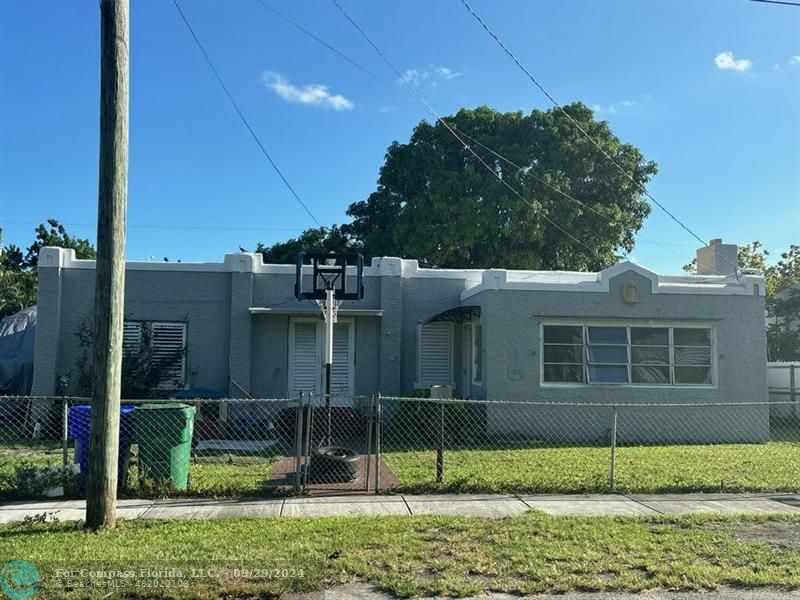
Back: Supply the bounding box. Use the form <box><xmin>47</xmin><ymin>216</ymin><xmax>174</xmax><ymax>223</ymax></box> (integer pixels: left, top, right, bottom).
<box><xmin>293</xmin><ymin>392</ymin><xmax>304</xmax><ymax>493</ymax></box>
<box><xmin>791</xmin><ymin>365</ymin><xmax>797</xmax><ymax>418</ymax></box>
<box><xmin>436</xmin><ymin>401</ymin><xmax>445</xmax><ymax>484</ymax></box>
<box><xmin>374</xmin><ymin>394</ymin><xmax>382</xmax><ymax>494</ymax></box>
<box><xmin>302</xmin><ymin>395</ymin><xmax>314</xmax><ymax>490</ymax></box>
<box><xmin>609</xmin><ymin>405</ymin><xmax>618</xmax><ymax>493</ymax></box>
<box><xmin>62</xmin><ymin>397</ymin><xmax>69</xmax><ymax>468</ymax></box>
<box><xmin>364</xmin><ymin>395</ymin><xmax>374</xmax><ymax>492</ymax></box>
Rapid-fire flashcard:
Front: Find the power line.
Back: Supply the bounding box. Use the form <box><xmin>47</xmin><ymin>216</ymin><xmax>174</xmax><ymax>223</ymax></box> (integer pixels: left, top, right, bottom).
<box><xmin>254</xmin><ymin>0</ymin><xmax>391</xmax><ymax>88</ymax></box>
<box><xmin>172</xmin><ymin>0</ymin><xmax>321</xmax><ymax>227</ymax></box>
<box><xmin>458</xmin><ymin>0</ymin><xmax>742</xmax><ymax>276</ymax></box>
<box><xmin>445</xmin><ymin>122</ymin><xmax>716</xmax><ymax>270</ymax></box>
<box><xmin>750</xmin><ymin>0</ymin><xmax>800</xmax><ymax>6</ymax></box>
<box><xmin>330</xmin><ymin>0</ymin><xmax>606</xmax><ymax>263</ymax></box>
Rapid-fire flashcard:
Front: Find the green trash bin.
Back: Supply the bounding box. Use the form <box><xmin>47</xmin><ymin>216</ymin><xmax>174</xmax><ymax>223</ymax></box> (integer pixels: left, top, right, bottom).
<box><xmin>134</xmin><ymin>403</ymin><xmax>196</xmax><ymax>491</ymax></box>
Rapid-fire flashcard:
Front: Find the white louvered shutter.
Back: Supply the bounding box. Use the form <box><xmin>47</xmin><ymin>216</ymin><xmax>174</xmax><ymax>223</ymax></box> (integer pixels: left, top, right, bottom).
<box><xmin>151</xmin><ymin>322</ymin><xmax>187</xmax><ymax>389</ymax></box>
<box><xmin>292</xmin><ymin>322</ymin><xmax>319</xmax><ymax>393</ymax></box>
<box><xmin>122</xmin><ymin>322</ymin><xmax>143</xmax><ymax>357</ymax></box>
<box><xmin>419</xmin><ymin>322</ymin><xmax>452</xmax><ymax>387</ymax></box>
<box><xmin>330</xmin><ymin>323</ymin><xmax>352</xmax><ymax>396</ymax></box>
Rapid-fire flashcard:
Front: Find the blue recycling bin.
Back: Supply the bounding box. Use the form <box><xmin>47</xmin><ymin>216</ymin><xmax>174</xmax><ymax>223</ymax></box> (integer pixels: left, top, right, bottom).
<box><xmin>69</xmin><ymin>404</ymin><xmax>136</xmax><ymax>494</ymax></box>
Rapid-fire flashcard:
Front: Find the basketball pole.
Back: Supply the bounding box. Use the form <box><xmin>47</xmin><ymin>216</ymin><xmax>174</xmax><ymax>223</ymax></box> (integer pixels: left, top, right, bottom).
<box><xmin>324</xmin><ymin>286</ymin><xmax>335</xmax><ymax>446</ymax></box>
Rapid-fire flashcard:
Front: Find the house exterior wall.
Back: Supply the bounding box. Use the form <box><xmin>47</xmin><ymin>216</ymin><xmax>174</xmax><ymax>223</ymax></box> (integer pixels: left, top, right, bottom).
<box><xmin>31</xmin><ymin>248</ymin><xmax>768</xmax><ymax>443</ymax></box>
<box><xmin>474</xmin><ymin>269</ymin><xmax>769</xmax><ymax>443</ymax></box>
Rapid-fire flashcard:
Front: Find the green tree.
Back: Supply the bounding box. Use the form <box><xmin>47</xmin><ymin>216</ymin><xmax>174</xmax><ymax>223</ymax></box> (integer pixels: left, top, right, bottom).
<box><xmin>0</xmin><ymin>220</ymin><xmax>96</xmax><ymax>319</ymax></box>
<box><xmin>345</xmin><ymin>104</ymin><xmax>656</xmax><ymax>270</ymax></box>
<box><xmin>254</xmin><ymin>225</ymin><xmax>358</xmax><ymax>264</ymax></box>
<box><xmin>24</xmin><ymin>219</ymin><xmax>96</xmax><ymax>268</ymax></box>
<box><xmin>253</xmin><ymin>104</ymin><xmax>657</xmax><ymax>270</ymax></box>
<box><xmin>766</xmin><ymin>245</ymin><xmax>800</xmax><ymax>361</ymax></box>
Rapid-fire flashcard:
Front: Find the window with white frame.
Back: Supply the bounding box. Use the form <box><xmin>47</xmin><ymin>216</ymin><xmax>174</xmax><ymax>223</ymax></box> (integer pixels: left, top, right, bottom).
<box><xmin>416</xmin><ymin>321</ymin><xmax>453</xmax><ymax>388</ymax></box>
<box><xmin>542</xmin><ymin>324</ymin><xmax>713</xmax><ymax>386</ymax></box>
<box><xmin>122</xmin><ymin>321</ymin><xmax>187</xmax><ymax>389</ymax></box>
<box><xmin>471</xmin><ymin>322</ymin><xmax>483</xmax><ymax>384</ymax></box>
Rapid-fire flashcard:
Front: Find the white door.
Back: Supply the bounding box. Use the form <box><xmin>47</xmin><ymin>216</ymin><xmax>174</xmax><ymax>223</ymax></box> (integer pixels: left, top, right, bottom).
<box><xmin>290</xmin><ymin>321</ymin><xmax>320</xmax><ymax>394</ymax></box>
<box><xmin>289</xmin><ymin>319</ymin><xmax>354</xmax><ymax>402</ymax></box>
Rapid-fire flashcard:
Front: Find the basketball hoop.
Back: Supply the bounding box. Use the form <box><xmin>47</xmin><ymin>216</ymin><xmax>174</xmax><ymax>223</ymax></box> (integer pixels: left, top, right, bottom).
<box><xmin>294</xmin><ymin>252</ymin><xmax>364</xmax><ymax>302</ymax></box>
<box><xmin>296</xmin><ymin>252</ymin><xmax>364</xmax><ymax>447</ymax></box>
<box><xmin>315</xmin><ymin>297</ymin><xmax>343</xmax><ymax>324</ymax></box>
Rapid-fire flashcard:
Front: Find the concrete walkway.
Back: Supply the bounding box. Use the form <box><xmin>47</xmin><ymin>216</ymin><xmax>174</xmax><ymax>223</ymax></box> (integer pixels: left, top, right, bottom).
<box><xmin>2</xmin><ymin>493</ymin><xmax>799</xmax><ymax>523</ymax></box>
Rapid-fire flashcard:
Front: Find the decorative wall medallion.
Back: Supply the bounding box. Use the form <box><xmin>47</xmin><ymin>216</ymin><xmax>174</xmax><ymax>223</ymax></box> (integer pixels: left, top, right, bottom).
<box><xmin>622</xmin><ymin>281</ymin><xmax>639</xmax><ymax>304</ymax></box>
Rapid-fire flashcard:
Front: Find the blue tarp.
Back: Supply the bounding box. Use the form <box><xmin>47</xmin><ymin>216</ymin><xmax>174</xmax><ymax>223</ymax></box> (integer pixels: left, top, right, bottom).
<box><xmin>0</xmin><ymin>306</ymin><xmax>36</xmax><ymax>395</ymax></box>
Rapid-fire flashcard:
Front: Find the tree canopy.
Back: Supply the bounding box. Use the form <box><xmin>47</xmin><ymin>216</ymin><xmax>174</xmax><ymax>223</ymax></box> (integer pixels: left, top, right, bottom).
<box><xmin>251</xmin><ymin>226</ymin><xmax>355</xmax><ymax>265</ymax></box>
<box><xmin>0</xmin><ymin>220</ymin><xmax>96</xmax><ymax>318</ymax></box>
<box><xmin>256</xmin><ymin>104</ymin><xmax>657</xmax><ymax>270</ymax></box>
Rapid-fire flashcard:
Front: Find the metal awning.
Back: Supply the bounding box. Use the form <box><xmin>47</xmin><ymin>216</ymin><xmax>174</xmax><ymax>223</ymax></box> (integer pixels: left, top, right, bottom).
<box><xmin>249</xmin><ymin>307</ymin><xmax>383</xmax><ymax>317</ymax></box>
<box><xmin>424</xmin><ymin>305</ymin><xmax>480</xmax><ymax>325</ymax></box>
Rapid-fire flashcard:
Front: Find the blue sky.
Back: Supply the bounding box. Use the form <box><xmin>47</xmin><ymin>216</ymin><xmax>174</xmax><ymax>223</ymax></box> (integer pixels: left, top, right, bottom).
<box><xmin>1</xmin><ymin>0</ymin><xmax>798</xmax><ymax>274</ymax></box>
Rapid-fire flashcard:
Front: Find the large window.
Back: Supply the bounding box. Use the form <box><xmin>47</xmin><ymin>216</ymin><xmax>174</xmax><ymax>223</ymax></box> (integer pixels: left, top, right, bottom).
<box><xmin>542</xmin><ymin>324</ymin><xmax>713</xmax><ymax>386</ymax></box>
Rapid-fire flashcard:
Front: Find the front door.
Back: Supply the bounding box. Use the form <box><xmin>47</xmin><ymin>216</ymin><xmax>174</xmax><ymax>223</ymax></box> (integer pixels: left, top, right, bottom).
<box><xmin>289</xmin><ymin>319</ymin><xmax>354</xmax><ymax>403</ymax></box>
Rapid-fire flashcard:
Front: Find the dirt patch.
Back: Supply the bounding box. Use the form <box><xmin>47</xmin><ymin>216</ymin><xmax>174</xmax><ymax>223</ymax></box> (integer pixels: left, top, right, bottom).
<box><xmin>731</xmin><ymin>521</ymin><xmax>800</xmax><ymax>551</ymax></box>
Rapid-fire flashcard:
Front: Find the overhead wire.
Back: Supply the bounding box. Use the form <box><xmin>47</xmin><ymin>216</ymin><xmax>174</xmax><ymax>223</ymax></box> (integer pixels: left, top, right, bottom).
<box><xmin>330</xmin><ymin>0</ymin><xmax>606</xmax><ymax>264</ymax></box>
<box><xmin>444</xmin><ymin>123</ymin><xmax>716</xmax><ymax>269</ymax></box>
<box><xmin>254</xmin><ymin>0</ymin><xmax>391</xmax><ymax>88</ymax></box>
<box><xmin>458</xmin><ymin>0</ymin><xmax>742</xmax><ymax>277</ymax></box>
<box><xmin>172</xmin><ymin>0</ymin><xmax>322</xmax><ymax>227</ymax></box>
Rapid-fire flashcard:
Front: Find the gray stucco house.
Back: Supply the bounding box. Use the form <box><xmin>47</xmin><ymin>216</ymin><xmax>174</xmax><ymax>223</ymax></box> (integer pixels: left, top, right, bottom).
<box><xmin>30</xmin><ymin>239</ymin><xmax>769</xmax><ymax>442</ymax></box>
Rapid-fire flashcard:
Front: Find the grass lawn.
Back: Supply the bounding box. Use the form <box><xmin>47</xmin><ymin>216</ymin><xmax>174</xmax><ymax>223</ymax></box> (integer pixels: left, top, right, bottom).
<box><xmin>154</xmin><ymin>457</ymin><xmax>282</xmax><ymax>498</ymax></box>
<box><xmin>1</xmin><ymin>512</ymin><xmax>800</xmax><ymax>598</ymax></box>
<box><xmin>0</xmin><ymin>447</ymin><xmax>282</xmax><ymax>500</ymax></box>
<box><xmin>383</xmin><ymin>441</ymin><xmax>800</xmax><ymax>494</ymax></box>
<box><xmin>3</xmin><ymin>438</ymin><xmax>799</xmax><ymax>499</ymax></box>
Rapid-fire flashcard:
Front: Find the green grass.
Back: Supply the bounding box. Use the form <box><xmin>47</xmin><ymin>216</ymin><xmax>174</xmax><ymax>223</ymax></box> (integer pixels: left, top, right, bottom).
<box><xmin>3</xmin><ymin>437</ymin><xmax>799</xmax><ymax>499</ymax></box>
<box><xmin>0</xmin><ymin>445</ymin><xmax>282</xmax><ymax>500</ymax></box>
<box><xmin>152</xmin><ymin>457</ymin><xmax>282</xmax><ymax>498</ymax></box>
<box><xmin>2</xmin><ymin>512</ymin><xmax>800</xmax><ymax>598</ymax></box>
<box><xmin>384</xmin><ymin>441</ymin><xmax>800</xmax><ymax>494</ymax></box>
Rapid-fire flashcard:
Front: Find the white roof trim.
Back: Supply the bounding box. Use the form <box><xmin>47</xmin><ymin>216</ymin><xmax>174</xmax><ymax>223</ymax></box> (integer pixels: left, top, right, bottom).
<box><xmin>39</xmin><ymin>249</ymin><xmax>764</xmax><ymax>298</ymax></box>
<box><xmin>249</xmin><ymin>307</ymin><xmax>383</xmax><ymax>317</ymax></box>
<box><xmin>460</xmin><ymin>260</ymin><xmax>765</xmax><ymax>300</ymax></box>
<box><xmin>40</xmin><ymin>249</ymin><xmax>482</xmax><ymax>280</ymax></box>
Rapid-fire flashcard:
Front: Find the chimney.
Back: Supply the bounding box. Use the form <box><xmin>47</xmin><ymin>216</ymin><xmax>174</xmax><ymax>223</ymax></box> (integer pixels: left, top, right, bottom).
<box><xmin>696</xmin><ymin>238</ymin><xmax>738</xmax><ymax>276</ymax></box>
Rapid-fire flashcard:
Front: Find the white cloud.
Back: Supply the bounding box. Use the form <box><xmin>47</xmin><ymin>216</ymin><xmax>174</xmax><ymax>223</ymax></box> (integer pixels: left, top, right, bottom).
<box><xmin>434</xmin><ymin>66</ymin><xmax>461</xmax><ymax>80</ymax></box>
<box><xmin>400</xmin><ymin>68</ymin><xmax>421</xmax><ymax>86</ymax></box>
<box><xmin>399</xmin><ymin>65</ymin><xmax>462</xmax><ymax>87</ymax></box>
<box><xmin>592</xmin><ymin>99</ymin><xmax>638</xmax><ymax>114</ymax></box>
<box><xmin>261</xmin><ymin>71</ymin><xmax>353</xmax><ymax>111</ymax></box>
<box><xmin>790</xmin><ymin>56</ymin><xmax>800</xmax><ymax>65</ymax></box>
<box><xmin>714</xmin><ymin>51</ymin><xmax>751</xmax><ymax>72</ymax></box>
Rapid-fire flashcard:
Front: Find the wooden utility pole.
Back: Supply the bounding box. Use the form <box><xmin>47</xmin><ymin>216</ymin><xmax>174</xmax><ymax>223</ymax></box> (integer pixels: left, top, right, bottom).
<box><xmin>85</xmin><ymin>0</ymin><xmax>129</xmax><ymax>531</ymax></box>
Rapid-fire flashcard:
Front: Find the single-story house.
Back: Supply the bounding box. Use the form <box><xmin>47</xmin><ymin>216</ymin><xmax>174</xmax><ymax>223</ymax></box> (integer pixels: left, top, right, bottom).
<box><xmin>30</xmin><ymin>239</ymin><xmax>769</xmax><ymax>443</ymax></box>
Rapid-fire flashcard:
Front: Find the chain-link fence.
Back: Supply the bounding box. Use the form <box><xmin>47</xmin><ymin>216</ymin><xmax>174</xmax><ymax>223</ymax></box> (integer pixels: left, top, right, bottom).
<box><xmin>376</xmin><ymin>396</ymin><xmax>800</xmax><ymax>495</ymax></box>
<box><xmin>2</xmin><ymin>394</ymin><xmax>799</xmax><ymax>500</ymax></box>
<box><xmin>0</xmin><ymin>394</ymin><xmax>380</xmax><ymax>500</ymax></box>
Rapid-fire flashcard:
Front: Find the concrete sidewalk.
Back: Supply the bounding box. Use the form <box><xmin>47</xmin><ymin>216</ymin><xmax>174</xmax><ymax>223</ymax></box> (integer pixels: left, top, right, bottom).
<box><xmin>2</xmin><ymin>493</ymin><xmax>800</xmax><ymax>523</ymax></box>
